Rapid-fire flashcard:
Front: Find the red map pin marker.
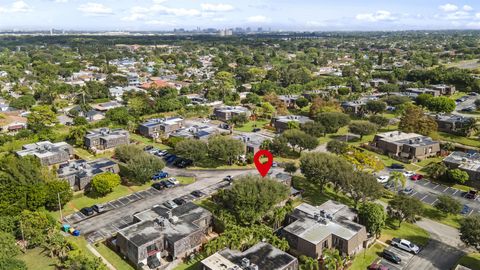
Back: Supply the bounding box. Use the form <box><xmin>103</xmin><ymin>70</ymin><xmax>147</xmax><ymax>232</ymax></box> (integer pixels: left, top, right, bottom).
<box><xmin>254</xmin><ymin>149</ymin><xmax>273</xmax><ymax>177</ymax></box>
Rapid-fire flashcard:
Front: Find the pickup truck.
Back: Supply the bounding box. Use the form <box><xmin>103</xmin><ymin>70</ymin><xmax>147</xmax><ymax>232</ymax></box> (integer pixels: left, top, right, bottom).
<box><xmin>391</xmin><ymin>238</ymin><xmax>420</xmax><ymax>254</ymax></box>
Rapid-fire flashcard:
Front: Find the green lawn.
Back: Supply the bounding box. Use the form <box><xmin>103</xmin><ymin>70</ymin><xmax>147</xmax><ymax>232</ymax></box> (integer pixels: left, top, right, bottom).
<box><xmin>292</xmin><ymin>176</ymin><xmax>354</xmax><ymax>207</ymax></box>
<box><xmin>94</xmin><ymin>242</ymin><xmax>134</xmax><ymax>270</ymax></box>
<box><xmin>16</xmin><ymin>247</ymin><xmax>56</xmax><ymax>270</ymax></box>
<box><xmin>74</xmin><ymin>148</ymin><xmax>114</xmax><ymax>161</ymax></box>
<box><xmin>436</xmin><ymin>132</ymin><xmax>480</xmax><ymax>148</ymax></box>
<box><xmin>349</xmin><ymin>243</ymin><xmax>384</xmax><ymax>270</ymax></box>
<box><xmin>456</xmin><ymin>252</ymin><xmax>480</xmax><ymax>270</ymax></box>
<box><xmin>422</xmin><ymin>204</ymin><xmax>463</xmax><ymax>229</ymax></box>
<box><xmin>380</xmin><ymin>219</ymin><xmax>430</xmax><ymax>247</ymax></box>
<box><xmin>129</xmin><ymin>133</ymin><xmax>170</xmax><ymax>150</ymax></box>
<box><xmin>234</xmin><ymin>120</ymin><xmax>270</xmax><ymax>132</ymax></box>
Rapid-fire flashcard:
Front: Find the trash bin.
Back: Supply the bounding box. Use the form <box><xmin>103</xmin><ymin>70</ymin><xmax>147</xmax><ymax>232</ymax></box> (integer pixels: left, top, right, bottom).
<box><xmin>62</xmin><ymin>224</ymin><xmax>71</xmax><ymax>232</ymax></box>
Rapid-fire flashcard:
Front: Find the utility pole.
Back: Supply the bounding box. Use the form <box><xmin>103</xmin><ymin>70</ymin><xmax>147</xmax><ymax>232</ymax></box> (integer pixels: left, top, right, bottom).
<box><xmin>58</xmin><ymin>191</ymin><xmax>64</xmax><ymax>222</ymax></box>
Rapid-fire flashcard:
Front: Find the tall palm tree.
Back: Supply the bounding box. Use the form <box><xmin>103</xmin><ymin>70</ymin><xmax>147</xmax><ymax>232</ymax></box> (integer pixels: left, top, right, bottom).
<box><xmin>389</xmin><ymin>171</ymin><xmax>406</xmax><ymax>191</ymax></box>
<box><xmin>322</xmin><ymin>248</ymin><xmax>344</xmax><ymax>270</ymax></box>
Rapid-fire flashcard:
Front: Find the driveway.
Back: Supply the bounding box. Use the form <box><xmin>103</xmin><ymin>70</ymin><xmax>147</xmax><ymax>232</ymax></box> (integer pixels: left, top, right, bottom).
<box><xmin>379</xmin><ymin>246</ymin><xmax>414</xmax><ymax>270</ymax></box>
<box><xmin>405</xmin><ymin>219</ymin><xmax>468</xmax><ymax>270</ymax></box>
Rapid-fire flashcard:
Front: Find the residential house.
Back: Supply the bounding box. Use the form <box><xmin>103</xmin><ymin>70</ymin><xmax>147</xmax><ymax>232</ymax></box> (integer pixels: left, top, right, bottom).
<box><xmin>16</xmin><ymin>141</ymin><xmax>74</xmax><ymax>166</ymax></box>
<box><xmin>138</xmin><ymin>117</ymin><xmax>185</xmax><ymax>138</ymax></box>
<box><xmin>271</xmin><ymin>115</ymin><xmax>313</xmax><ymax>133</ymax></box>
<box><xmin>127</xmin><ymin>72</ymin><xmax>141</xmax><ymax>87</ymax></box>
<box><xmin>109</xmin><ymin>86</ymin><xmax>144</xmax><ymax>101</ymax></box>
<box><xmin>282</xmin><ymin>201</ymin><xmax>368</xmax><ymax>259</ymax></box>
<box><xmin>434</xmin><ymin>114</ymin><xmax>476</xmax><ymax>136</ymax></box>
<box><xmin>92</xmin><ymin>101</ymin><xmax>123</xmax><ymax>112</ymax></box>
<box><xmin>0</xmin><ymin>113</ymin><xmax>27</xmax><ymax>133</ymax></box>
<box><xmin>405</xmin><ymin>88</ymin><xmax>441</xmax><ymax>97</ymax></box>
<box><xmin>116</xmin><ymin>203</ymin><xmax>213</xmax><ymax>269</ymax></box>
<box><xmin>369</xmin><ymin>78</ymin><xmax>388</xmax><ymax>88</ymax></box>
<box><xmin>84</xmin><ymin>128</ymin><xmax>129</xmax><ymax>151</ymax></box>
<box><xmin>201</xmin><ymin>242</ymin><xmax>298</xmax><ymax>270</ymax></box>
<box><xmin>213</xmin><ymin>106</ymin><xmax>251</xmax><ymax>122</ymax></box>
<box><xmin>278</xmin><ymin>95</ymin><xmax>300</xmax><ymax>108</ymax></box>
<box><xmin>233</xmin><ymin>133</ymin><xmax>270</xmax><ymax>154</ymax></box>
<box><xmin>170</xmin><ymin>125</ymin><xmax>218</xmax><ymax>140</ymax></box>
<box><xmin>57</xmin><ymin>158</ymin><xmax>119</xmax><ymax>191</ymax></box>
<box><xmin>341</xmin><ymin>101</ymin><xmax>366</xmax><ymax>116</ymax></box>
<box><xmin>370</xmin><ymin>131</ymin><xmax>440</xmax><ymax>161</ymax></box>
<box><xmin>302</xmin><ymin>90</ymin><xmax>330</xmax><ymax>100</ymax></box>
<box><xmin>444</xmin><ymin>151</ymin><xmax>480</xmax><ymax>183</ymax></box>
<box><xmin>431</xmin><ymin>84</ymin><xmax>456</xmax><ymax>95</ymax></box>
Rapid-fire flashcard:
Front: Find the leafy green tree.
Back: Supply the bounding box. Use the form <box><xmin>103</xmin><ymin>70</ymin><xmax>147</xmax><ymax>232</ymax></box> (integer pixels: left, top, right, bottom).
<box><xmin>301</xmin><ymin>121</ymin><xmax>325</xmax><ymax>137</ymax></box>
<box><xmin>299</xmin><ymin>256</ymin><xmax>319</xmax><ymax>270</ymax></box>
<box><xmin>366</xmin><ymin>100</ymin><xmax>387</xmax><ymax>114</ymax></box>
<box><xmin>459</xmin><ymin>215</ymin><xmax>480</xmax><ymax>250</ymax></box>
<box><xmin>415</xmin><ymin>93</ymin><xmax>433</xmax><ymax>107</ymax></box>
<box><xmin>124</xmin><ymin>154</ymin><xmax>165</xmax><ymax>184</ymax></box>
<box><xmin>326</xmin><ymin>140</ymin><xmax>349</xmax><ymax>155</ymax></box>
<box><xmin>388</xmin><ymin>171</ymin><xmax>406</xmax><ymax>191</ymax></box>
<box><xmin>434</xmin><ymin>195</ymin><xmax>461</xmax><ymax>215</ymax></box>
<box><xmin>424</xmin><ymin>162</ymin><xmax>447</xmax><ymax>180</ymax></box>
<box><xmin>300</xmin><ymin>152</ymin><xmax>353</xmax><ymax>193</ymax></box>
<box><xmin>348</xmin><ymin>121</ymin><xmax>378</xmax><ymax>139</ymax></box>
<box><xmin>18</xmin><ymin>210</ymin><xmax>56</xmax><ymax>248</ymax></box>
<box><xmin>44</xmin><ymin>180</ymin><xmax>73</xmax><ymax>211</ymax></box>
<box><xmin>105</xmin><ymin>107</ymin><xmax>133</xmax><ymax>125</ymax></box>
<box><xmin>27</xmin><ymin>105</ymin><xmax>58</xmax><ymax>133</ymax></box>
<box><xmin>284</xmin><ymin>162</ymin><xmax>297</xmax><ymax>175</ymax></box>
<box><xmin>0</xmin><ymin>231</ymin><xmax>21</xmax><ymax>258</ymax></box>
<box><xmin>322</xmin><ymin>248</ymin><xmax>345</xmax><ymax>270</ymax></box>
<box><xmin>387</xmin><ymin>195</ymin><xmax>423</xmax><ymax>227</ymax></box>
<box><xmin>0</xmin><ymin>258</ymin><xmax>27</xmax><ymax>270</ymax></box>
<box><xmin>358</xmin><ymin>202</ymin><xmax>387</xmax><ymax>238</ymax></box>
<box><xmin>295</xmin><ymin>97</ymin><xmax>309</xmax><ymax>108</ymax></box>
<box><xmin>399</xmin><ymin>105</ymin><xmax>437</xmax><ymax>135</ymax></box>
<box><xmin>426</xmin><ymin>96</ymin><xmax>456</xmax><ymax>113</ymax></box>
<box><xmin>67</xmin><ymin>126</ymin><xmax>87</xmax><ymax>147</ymax></box>
<box><xmin>267</xmin><ymin>136</ymin><xmax>290</xmax><ymax>157</ymax></box>
<box><xmin>10</xmin><ymin>95</ymin><xmax>35</xmax><ymax>110</ymax></box>
<box><xmin>342</xmin><ymin>171</ymin><xmax>383</xmax><ymax>209</ymax></box>
<box><xmin>61</xmin><ymin>250</ymin><xmax>108</xmax><ymax>270</ymax></box>
<box><xmin>91</xmin><ymin>172</ymin><xmax>121</xmax><ymax>196</ymax></box>
<box><xmin>73</xmin><ymin>116</ymin><xmax>88</xmax><ymax>126</ymax></box>
<box><xmin>447</xmin><ymin>169</ymin><xmax>469</xmax><ymax>184</ymax></box>
<box><xmin>114</xmin><ymin>145</ymin><xmax>144</xmax><ymax>163</ymax></box>
<box><xmin>214</xmin><ymin>175</ymin><xmax>289</xmax><ymax>225</ymax></box>
<box><xmin>175</xmin><ymin>139</ymin><xmax>208</xmax><ymax>164</ymax></box>
<box><xmin>208</xmin><ymin>136</ymin><xmax>245</xmax><ymax>165</ymax></box>
<box><xmin>368</xmin><ymin>115</ymin><xmax>389</xmax><ymax>127</ymax></box>
<box><xmin>281</xmin><ymin>129</ymin><xmax>319</xmax><ymax>153</ymax></box>
<box><xmin>378</xmin><ymin>83</ymin><xmax>399</xmax><ymax>94</ymax></box>
<box><xmin>314</xmin><ymin>112</ymin><xmax>350</xmax><ymax>135</ymax></box>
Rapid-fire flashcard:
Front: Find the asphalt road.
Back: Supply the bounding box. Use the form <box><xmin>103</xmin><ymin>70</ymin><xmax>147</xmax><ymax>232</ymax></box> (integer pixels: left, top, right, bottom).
<box><xmin>70</xmin><ymin>167</ymin><xmax>281</xmax><ymax>243</ymax></box>
<box><xmin>405</xmin><ymin>219</ymin><xmax>468</xmax><ymax>270</ymax></box>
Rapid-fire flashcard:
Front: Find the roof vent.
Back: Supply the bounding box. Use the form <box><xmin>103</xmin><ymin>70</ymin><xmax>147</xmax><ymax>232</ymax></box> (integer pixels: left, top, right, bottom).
<box><xmin>241</xmin><ymin>258</ymin><xmax>250</xmax><ymax>268</ymax></box>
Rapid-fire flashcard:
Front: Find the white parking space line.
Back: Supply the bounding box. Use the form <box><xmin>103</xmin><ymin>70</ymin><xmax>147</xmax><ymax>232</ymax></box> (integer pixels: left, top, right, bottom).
<box><xmin>432</xmin><ymin>199</ymin><xmax>438</xmax><ymax>205</ymax></box>
<box><xmin>422</xmin><ymin>181</ymin><xmax>429</xmax><ymax>186</ymax></box>
<box><xmin>452</xmin><ymin>190</ymin><xmax>458</xmax><ymax>195</ymax></box>
<box><xmin>468</xmin><ymin>209</ymin><xmax>474</xmax><ymax>216</ymax></box>
<box><xmin>433</xmin><ymin>184</ymin><xmax>439</xmax><ymax>189</ymax></box>
<box><xmin>411</xmin><ymin>191</ymin><xmax>418</xmax><ymax>197</ymax></box>
<box><xmin>421</xmin><ymin>195</ymin><xmax>428</xmax><ymax>201</ymax></box>
<box><xmin>443</xmin><ymin>187</ymin><xmax>449</xmax><ymax>192</ymax></box>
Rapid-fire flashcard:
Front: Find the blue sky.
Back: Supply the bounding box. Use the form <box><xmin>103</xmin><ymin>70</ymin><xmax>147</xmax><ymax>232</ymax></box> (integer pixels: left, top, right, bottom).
<box><xmin>0</xmin><ymin>0</ymin><xmax>480</xmax><ymax>31</ymax></box>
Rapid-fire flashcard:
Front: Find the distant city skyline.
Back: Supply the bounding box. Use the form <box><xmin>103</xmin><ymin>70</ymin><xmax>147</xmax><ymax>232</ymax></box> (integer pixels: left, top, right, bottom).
<box><xmin>1</xmin><ymin>0</ymin><xmax>480</xmax><ymax>31</ymax></box>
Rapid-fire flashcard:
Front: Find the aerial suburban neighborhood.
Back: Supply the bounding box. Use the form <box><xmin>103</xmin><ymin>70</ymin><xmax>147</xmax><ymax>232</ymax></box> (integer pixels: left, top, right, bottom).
<box><xmin>1</xmin><ymin>1</ymin><xmax>480</xmax><ymax>270</ymax></box>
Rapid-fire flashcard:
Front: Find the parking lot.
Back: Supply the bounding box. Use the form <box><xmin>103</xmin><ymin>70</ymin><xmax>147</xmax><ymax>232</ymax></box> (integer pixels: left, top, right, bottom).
<box><xmin>378</xmin><ymin>246</ymin><xmax>415</xmax><ymax>270</ymax></box>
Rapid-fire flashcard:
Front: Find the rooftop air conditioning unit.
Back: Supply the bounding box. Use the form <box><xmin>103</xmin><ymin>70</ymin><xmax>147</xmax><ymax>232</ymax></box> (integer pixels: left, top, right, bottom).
<box><xmin>241</xmin><ymin>258</ymin><xmax>250</xmax><ymax>268</ymax></box>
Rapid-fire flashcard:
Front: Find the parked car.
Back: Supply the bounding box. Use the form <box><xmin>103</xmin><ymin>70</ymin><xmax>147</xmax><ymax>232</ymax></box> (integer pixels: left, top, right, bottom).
<box><xmin>165</xmin><ymin>155</ymin><xmax>178</xmax><ymax>163</ymax></box>
<box><xmin>174</xmin><ymin>158</ymin><xmax>192</xmax><ymax>168</ymax></box>
<box><xmin>152</xmin><ymin>171</ymin><xmax>169</xmax><ymax>180</ymax></box>
<box><xmin>163</xmin><ymin>200</ymin><xmax>178</xmax><ymax>209</ymax></box>
<box><xmin>191</xmin><ymin>190</ymin><xmax>206</xmax><ymax>198</ymax></box>
<box><xmin>382</xmin><ymin>250</ymin><xmax>402</xmax><ymax>264</ymax></box>
<box><xmin>163</xmin><ymin>180</ymin><xmax>175</xmax><ymax>188</ymax></box>
<box><xmin>461</xmin><ymin>107</ymin><xmax>475</xmax><ymax>112</ymax></box>
<box><xmin>403</xmin><ymin>171</ymin><xmax>414</xmax><ymax>177</ymax></box>
<box><xmin>390</xmin><ymin>163</ymin><xmax>405</xmax><ymax>170</ymax></box>
<box><xmin>391</xmin><ymin>238</ymin><xmax>420</xmax><ymax>254</ymax></box>
<box><xmin>167</xmin><ymin>177</ymin><xmax>180</xmax><ymax>186</ymax></box>
<box><xmin>223</xmin><ymin>175</ymin><xmax>233</xmax><ymax>182</ymax></box>
<box><xmin>144</xmin><ymin>145</ymin><xmax>154</xmax><ymax>151</ymax></box>
<box><xmin>461</xmin><ymin>204</ymin><xmax>471</xmax><ymax>215</ymax></box>
<box><xmin>252</xmin><ymin>128</ymin><xmax>261</xmax><ymax>132</ymax></box>
<box><xmin>173</xmin><ymin>198</ymin><xmax>187</xmax><ymax>205</ymax></box>
<box><xmin>80</xmin><ymin>207</ymin><xmax>94</xmax><ymax>216</ymax></box>
<box><xmin>377</xmin><ymin>176</ymin><xmax>389</xmax><ymax>184</ymax></box>
<box><xmin>152</xmin><ymin>182</ymin><xmax>165</xmax><ymax>190</ymax></box>
<box><xmin>384</xmin><ymin>182</ymin><xmax>395</xmax><ymax>190</ymax></box>
<box><xmin>368</xmin><ymin>263</ymin><xmax>389</xmax><ymax>270</ymax></box>
<box><xmin>400</xmin><ymin>187</ymin><xmax>414</xmax><ymax>195</ymax></box>
<box><xmin>410</xmin><ymin>174</ymin><xmax>423</xmax><ymax>181</ymax></box>
<box><xmin>92</xmin><ymin>204</ymin><xmax>106</xmax><ymax>213</ymax></box>
<box><xmin>466</xmin><ymin>190</ymin><xmax>478</xmax><ymax>199</ymax></box>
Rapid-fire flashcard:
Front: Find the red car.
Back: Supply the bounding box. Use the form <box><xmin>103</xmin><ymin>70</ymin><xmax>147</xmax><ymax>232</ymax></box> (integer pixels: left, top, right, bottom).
<box><xmin>410</xmin><ymin>174</ymin><xmax>424</xmax><ymax>181</ymax></box>
<box><xmin>369</xmin><ymin>263</ymin><xmax>389</xmax><ymax>270</ymax></box>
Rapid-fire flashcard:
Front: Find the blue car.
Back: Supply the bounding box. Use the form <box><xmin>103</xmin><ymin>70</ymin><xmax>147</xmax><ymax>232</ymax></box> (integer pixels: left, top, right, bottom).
<box><xmin>461</xmin><ymin>204</ymin><xmax>471</xmax><ymax>215</ymax></box>
<box><xmin>166</xmin><ymin>155</ymin><xmax>177</xmax><ymax>163</ymax></box>
<box><xmin>152</xmin><ymin>171</ymin><xmax>168</xmax><ymax>180</ymax></box>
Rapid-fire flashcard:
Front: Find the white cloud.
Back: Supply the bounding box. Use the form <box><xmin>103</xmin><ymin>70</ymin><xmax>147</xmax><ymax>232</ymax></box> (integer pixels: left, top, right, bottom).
<box><xmin>439</xmin><ymin>3</ymin><xmax>458</xmax><ymax>12</ymax></box>
<box><xmin>78</xmin><ymin>2</ymin><xmax>113</xmax><ymax>16</ymax></box>
<box><xmin>145</xmin><ymin>20</ymin><xmax>175</xmax><ymax>26</ymax></box>
<box><xmin>54</xmin><ymin>0</ymin><xmax>68</xmax><ymax>3</ymax></box>
<box><xmin>444</xmin><ymin>11</ymin><xmax>471</xmax><ymax>20</ymax></box>
<box><xmin>0</xmin><ymin>1</ymin><xmax>32</xmax><ymax>13</ymax></box>
<box><xmin>463</xmin><ymin>5</ymin><xmax>473</xmax><ymax>11</ymax></box>
<box><xmin>356</xmin><ymin>10</ymin><xmax>396</xmax><ymax>22</ymax></box>
<box><xmin>306</xmin><ymin>20</ymin><xmax>327</xmax><ymax>27</ymax></box>
<box><xmin>151</xmin><ymin>4</ymin><xmax>200</xmax><ymax>16</ymax></box>
<box><xmin>246</xmin><ymin>15</ymin><xmax>270</xmax><ymax>23</ymax></box>
<box><xmin>201</xmin><ymin>3</ymin><xmax>234</xmax><ymax>12</ymax></box>
<box><xmin>122</xmin><ymin>6</ymin><xmax>149</xmax><ymax>21</ymax></box>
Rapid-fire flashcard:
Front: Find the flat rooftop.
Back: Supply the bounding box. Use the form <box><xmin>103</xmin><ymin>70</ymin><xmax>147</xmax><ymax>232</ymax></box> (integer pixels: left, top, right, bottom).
<box><xmin>274</xmin><ymin>115</ymin><xmax>312</xmax><ymax>124</ymax></box>
<box><xmin>444</xmin><ymin>151</ymin><xmax>480</xmax><ymax>172</ymax></box>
